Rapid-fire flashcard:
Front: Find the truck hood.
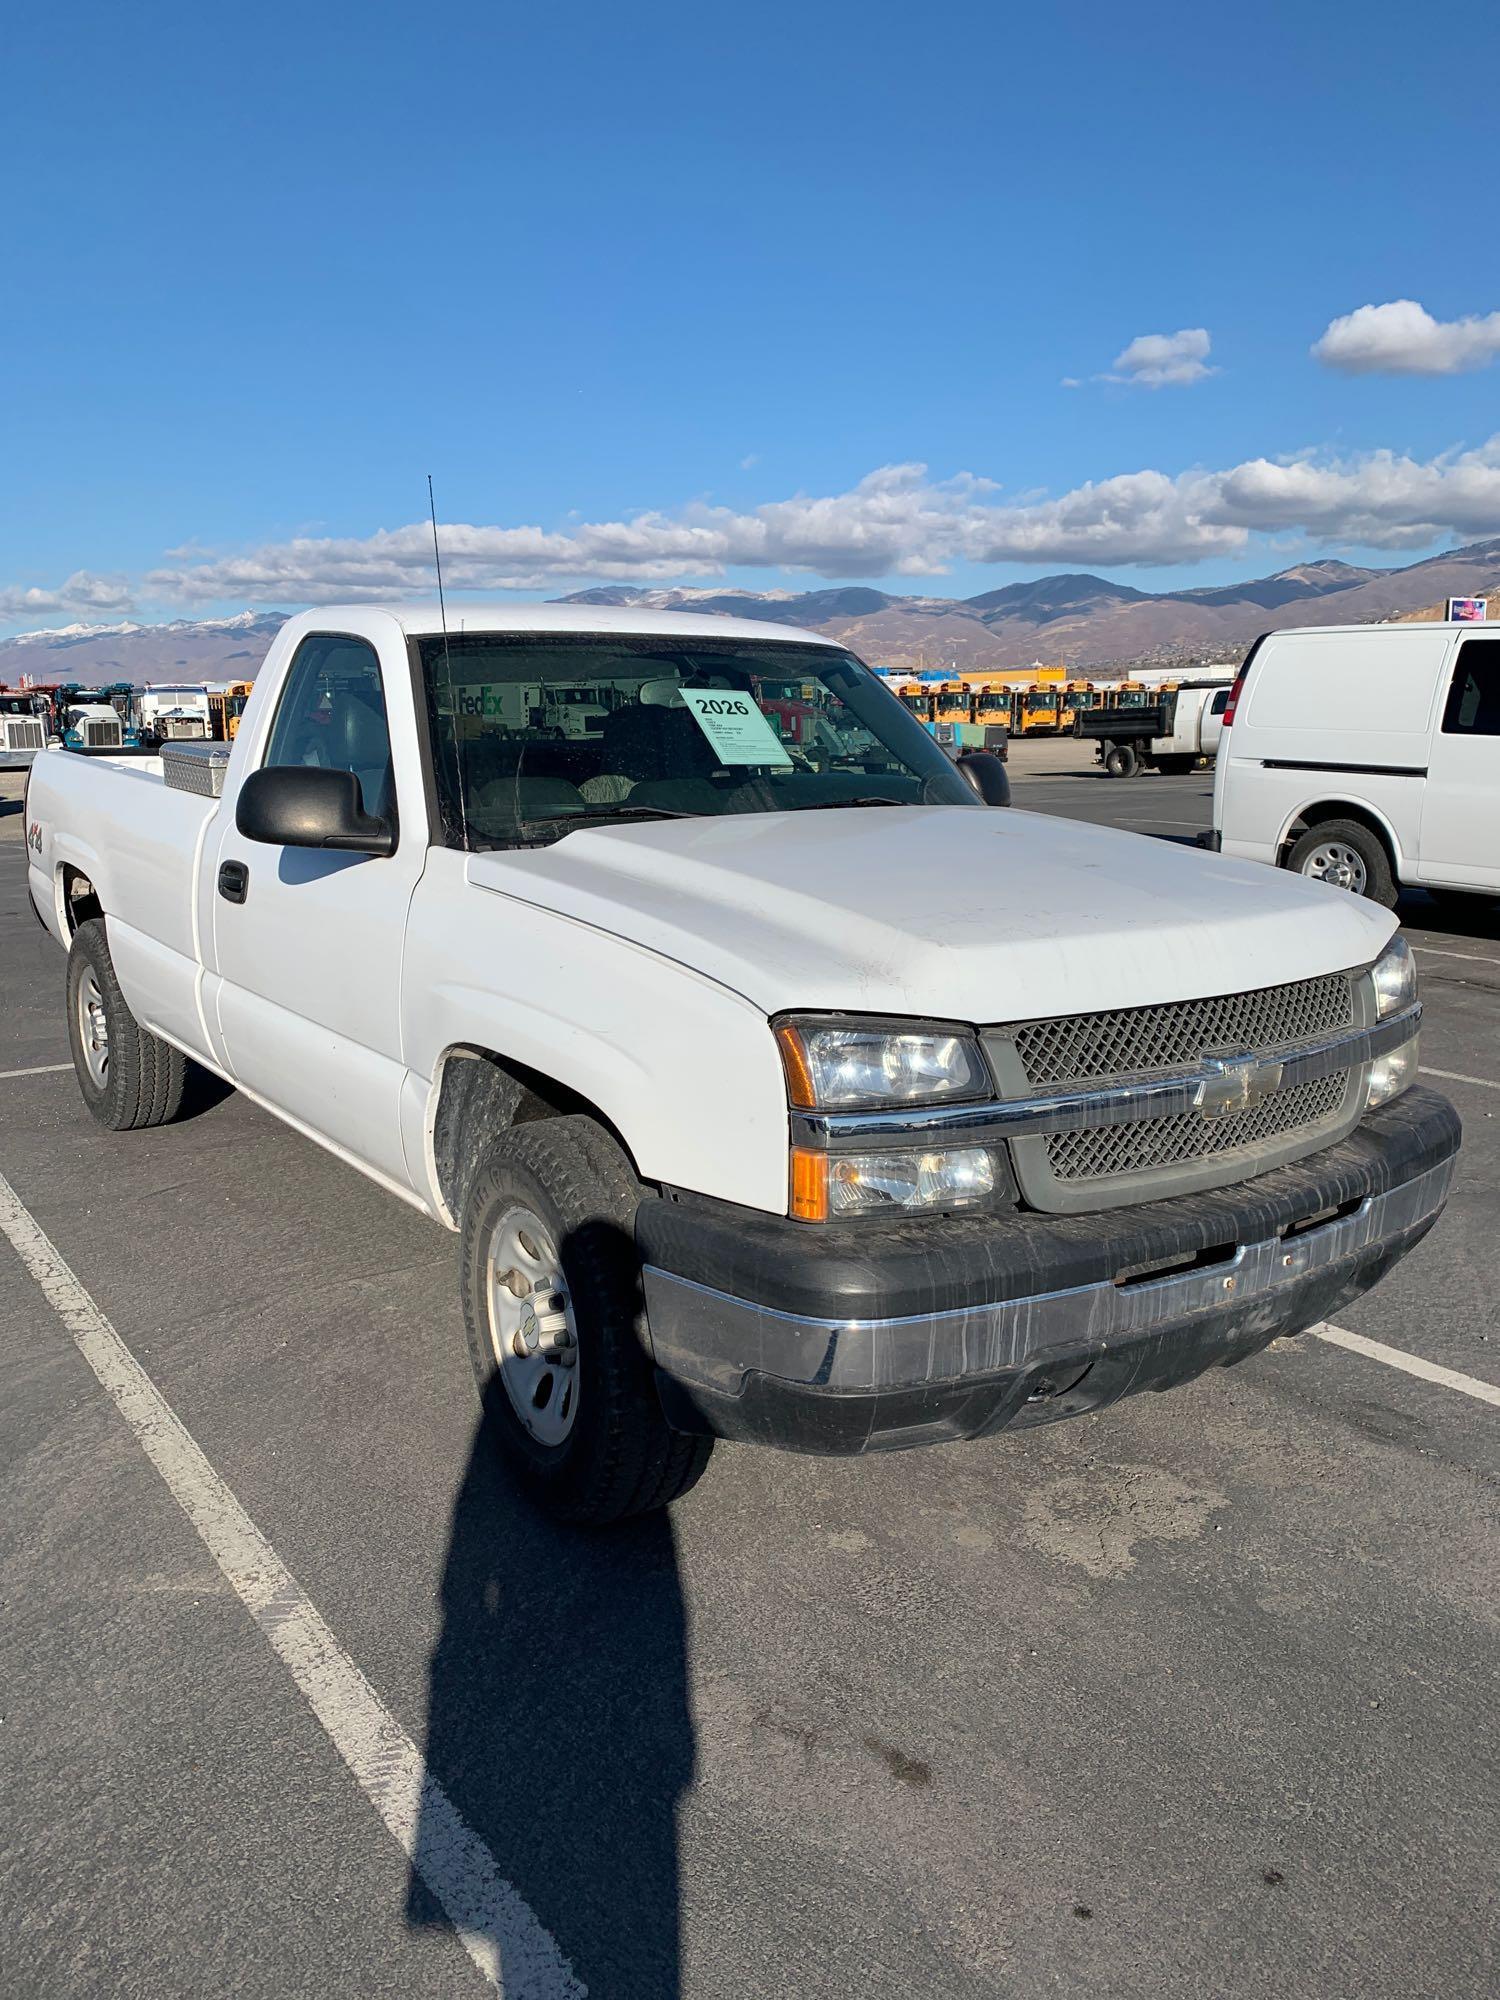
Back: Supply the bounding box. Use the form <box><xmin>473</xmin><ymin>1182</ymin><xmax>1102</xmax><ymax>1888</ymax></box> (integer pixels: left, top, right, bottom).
<box><xmin>465</xmin><ymin>806</ymin><xmax>1396</xmax><ymax>1022</ymax></box>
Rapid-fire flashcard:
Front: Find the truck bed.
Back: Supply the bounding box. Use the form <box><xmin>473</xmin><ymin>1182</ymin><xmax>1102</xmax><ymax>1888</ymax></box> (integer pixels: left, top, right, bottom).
<box><xmin>1075</xmin><ymin>705</ymin><xmax>1168</xmax><ymax>741</ymax></box>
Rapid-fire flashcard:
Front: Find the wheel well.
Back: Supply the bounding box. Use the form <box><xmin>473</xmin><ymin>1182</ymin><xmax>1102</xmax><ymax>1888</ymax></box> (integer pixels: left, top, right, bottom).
<box><xmin>430</xmin><ymin>1046</ymin><xmax>644</xmax><ymax>1225</ymax></box>
<box><xmin>1279</xmin><ymin>801</ymin><xmax>1398</xmax><ymax>873</ymax></box>
<box><xmin>60</xmin><ymin>865</ymin><xmax>102</xmax><ymax>934</ymax></box>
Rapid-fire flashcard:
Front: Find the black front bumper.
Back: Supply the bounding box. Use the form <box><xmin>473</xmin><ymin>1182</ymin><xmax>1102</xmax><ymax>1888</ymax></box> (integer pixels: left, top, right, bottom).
<box><xmin>635</xmin><ymin>1087</ymin><xmax>1460</xmax><ymax>1455</ymax></box>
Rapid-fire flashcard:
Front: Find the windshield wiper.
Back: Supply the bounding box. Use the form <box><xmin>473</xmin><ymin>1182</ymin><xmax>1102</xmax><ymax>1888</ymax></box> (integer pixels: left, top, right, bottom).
<box><xmin>796</xmin><ymin>795</ymin><xmax>919</xmax><ymax>810</ymax></box>
<box><xmin>516</xmin><ymin>803</ymin><xmax>703</xmax><ymax>832</ymax></box>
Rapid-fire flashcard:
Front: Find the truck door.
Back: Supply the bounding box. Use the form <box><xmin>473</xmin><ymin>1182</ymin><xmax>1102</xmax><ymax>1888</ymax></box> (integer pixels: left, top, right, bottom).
<box><xmin>208</xmin><ymin>628</ymin><xmax>427</xmax><ymax>1185</ymax></box>
<box><xmin>1419</xmin><ymin>637</ymin><xmax>1500</xmax><ymax>890</ymax></box>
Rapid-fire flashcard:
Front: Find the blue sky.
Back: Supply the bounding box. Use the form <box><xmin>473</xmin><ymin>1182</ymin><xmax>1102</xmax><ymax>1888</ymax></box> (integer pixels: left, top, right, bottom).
<box><xmin>3</xmin><ymin>0</ymin><xmax>1498</xmax><ymax>632</ymax></box>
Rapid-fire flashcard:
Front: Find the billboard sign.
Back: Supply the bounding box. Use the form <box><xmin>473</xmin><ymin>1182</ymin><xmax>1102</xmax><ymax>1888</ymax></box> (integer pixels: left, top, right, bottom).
<box><xmin>1446</xmin><ymin>597</ymin><xmax>1487</xmax><ymax>622</ymax></box>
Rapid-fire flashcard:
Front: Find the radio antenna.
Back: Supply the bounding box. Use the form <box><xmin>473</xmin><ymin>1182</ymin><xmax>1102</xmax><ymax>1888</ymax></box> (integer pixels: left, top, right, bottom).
<box><xmin>427</xmin><ymin>474</ymin><xmax>469</xmax><ymax>848</ymax></box>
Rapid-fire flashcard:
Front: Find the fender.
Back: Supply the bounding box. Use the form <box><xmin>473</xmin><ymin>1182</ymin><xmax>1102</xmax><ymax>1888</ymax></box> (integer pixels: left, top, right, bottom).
<box><xmin>399</xmin><ymin>851</ymin><xmax>791</xmax><ymax>1220</ymax></box>
<box><xmin>1276</xmin><ymin>791</ymin><xmax>1408</xmax><ymax>875</ymax></box>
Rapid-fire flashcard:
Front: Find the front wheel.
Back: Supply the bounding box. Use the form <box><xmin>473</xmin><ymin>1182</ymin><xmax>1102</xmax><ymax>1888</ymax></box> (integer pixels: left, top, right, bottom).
<box><xmin>1104</xmin><ymin>742</ymin><xmax>1139</xmax><ymax>779</ymax></box>
<box><xmin>1285</xmin><ymin>819</ymin><xmax>1397</xmax><ymax>908</ymax></box>
<box><xmin>459</xmin><ymin>1115</ymin><xmax>711</xmax><ymax>1524</ymax></box>
<box><xmin>66</xmin><ymin>918</ymin><xmax>188</xmax><ymax>1130</ymax></box>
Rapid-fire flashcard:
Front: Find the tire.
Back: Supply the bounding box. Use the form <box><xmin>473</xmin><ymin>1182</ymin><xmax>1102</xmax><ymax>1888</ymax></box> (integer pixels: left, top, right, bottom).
<box><xmin>1104</xmin><ymin>742</ymin><xmax>1139</xmax><ymax>779</ymax></box>
<box><xmin>1285</xmin><ymin>819</ymin><xmax>1397</xmax><ymax>908</ymax></box>
<box><xmin>459</xmin><ymin>1114</ymin><xmax>712</xmax><ymax>1524</ymax></box>
<box><xmin>66</xmin><ymin>918</ymin><xmax>188</xmax><ymax>1130</ymax></box>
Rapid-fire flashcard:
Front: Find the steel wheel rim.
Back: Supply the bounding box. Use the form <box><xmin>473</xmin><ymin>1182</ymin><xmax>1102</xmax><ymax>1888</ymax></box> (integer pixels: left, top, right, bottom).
<box><xmin>76</xmin><ymin>967</ymin><xmax>110</xmax><ymax>1088</ymax></box>
<box><xmin>484</xmin><ymin>1204</ymin><xmax>580</xmax><ymax>1446</ymax></box>
<box><xmin>1302</xmin><ymin>840</ymin><xmax>1367</xmax><ymax>894</ymax></box>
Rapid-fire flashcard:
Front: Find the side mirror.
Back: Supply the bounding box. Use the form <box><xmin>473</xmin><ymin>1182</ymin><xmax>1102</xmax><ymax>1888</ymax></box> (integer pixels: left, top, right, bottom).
<box><xmin>956</xmin><ymin>750</ymin><xmax>1011</xmax><ymax>807</ymax></box>
<box><xmin>237</xmin><ymin>766</ymin><xmax>395</xmax><ymax>855</ymax></box>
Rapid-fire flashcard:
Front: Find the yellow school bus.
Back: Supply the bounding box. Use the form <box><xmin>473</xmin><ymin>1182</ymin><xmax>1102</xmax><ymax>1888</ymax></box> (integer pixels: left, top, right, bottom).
<box><xmin>895</xmin><ymin>679</ymin><xmax>934</xmax><ymax>725</ymax></box>
<box><xmin>970</xmin><ymin>682</ymin><xmax>1015</xmax><ymax>734</ymax></box>
<box><xmin>934</xmin><ymin>679</ymin><xmax>973</xmax><ymax>727</ymax></box>
<box><xmin>1010</xmin><ymin>665</ymin><xmax>1069</xmax><ymax>735</ymax></box>
<box><xmin>1060</xmin><ymin>679</ymin><xmax>1099</xmax><ymax>728</ymax></box>
<box><xmin>1110</xmin><ymin>679</ymin><xmax>1151</xmax><ymax>710</ymax></box>
<box><xmin>206</xmin><ymin>681</ymin><xmax>255</xmax><ymax>741</ymax></box>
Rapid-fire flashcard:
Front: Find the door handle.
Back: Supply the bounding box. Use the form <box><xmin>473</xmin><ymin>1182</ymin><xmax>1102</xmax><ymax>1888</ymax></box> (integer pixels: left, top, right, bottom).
<box><xmin>218</xmin><ymin>860</ymin><xmax>249</xmax><ymax>905</ymax></box>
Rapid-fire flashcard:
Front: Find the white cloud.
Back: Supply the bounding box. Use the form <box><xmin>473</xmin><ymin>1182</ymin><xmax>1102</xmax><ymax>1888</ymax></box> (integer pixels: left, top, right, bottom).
<box><xmin>131</xmin><ymin>439</ymin><xmax>1500</xmax><ymax>606</ymax></box>
<box><xmin>1106</xmin><ymin>327</ymin><xmax>1215</xmax><ymax>388</ymax></box>
<box><xmin>0</xmin><ymin>571</ymin><xmax>136</xmax><ymax>620</ymax></box>
<box><xmin>1313</xmin><ymin>298</ymin><xmax>1500</xmax><ymax>375</ymax></box>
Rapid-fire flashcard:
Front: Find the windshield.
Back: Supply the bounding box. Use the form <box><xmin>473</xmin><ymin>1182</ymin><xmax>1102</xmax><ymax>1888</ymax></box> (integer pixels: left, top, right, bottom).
<box><xmin>416</xmin><ymin>634</ymin><xmax>980</xmax><ymax>849</ymax></box>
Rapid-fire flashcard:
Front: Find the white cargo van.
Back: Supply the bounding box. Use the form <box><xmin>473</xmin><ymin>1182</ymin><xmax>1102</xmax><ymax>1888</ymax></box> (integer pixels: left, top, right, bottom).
<box><xmin>1211</xmin><ymin>623</ymin><xmax>1500</xmax><ymax>907</ymax></box>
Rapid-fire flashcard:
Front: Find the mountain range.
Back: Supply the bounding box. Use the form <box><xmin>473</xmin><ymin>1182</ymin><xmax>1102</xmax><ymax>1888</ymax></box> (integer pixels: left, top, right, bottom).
<box><xmin>558</xmin><ymin>539</ymin><xmax>1500</xmax><ymax>671</ymax></box>
<box><xmin>2</xmin><ymin>541</ymin><xmax>1497</xmax><ymax>682</ymax></box>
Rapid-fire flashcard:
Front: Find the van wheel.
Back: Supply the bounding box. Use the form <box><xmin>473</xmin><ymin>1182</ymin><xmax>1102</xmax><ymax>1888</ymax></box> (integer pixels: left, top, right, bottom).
<box><xmin>66</xmin><ymin>918</ymin><xmax>188</xmax><ymax>1130</ymax></box>
<box><xmin>1286</xmin><ymin>820</ymin><xmax>1396</xmax><ymax>908</ymax></box>
<box><xmin>1104</xmin><ymin>743</ymin><xmax>1138</xmax><ymax>779</ymax></box>
<box><xmin>459</xmin><ymin>1115</ymin><xmax>712</xmax><ymax>1524</ymax></box>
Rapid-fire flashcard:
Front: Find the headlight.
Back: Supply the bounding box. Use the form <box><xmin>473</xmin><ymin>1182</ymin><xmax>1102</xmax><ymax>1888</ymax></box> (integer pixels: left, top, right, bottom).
<box><xmin>775</xmin><ymin>1018</ymin><xmax>988</xmax><ymax>1110</ymax></box>
<box><xmin>1367</xmin><ymin>1033</ymin><xmax>1419</xmax><ymax>1109</ymax></box>
<box><xmin>792</xmin><ymin>1145</ymin><xmax>1001</xmax><ymax>1221</ymax></box>
<box><xmin>1370</xmin><ymin>935</ymin><xmax>1417</xmax><ymax>1018</ymax></box>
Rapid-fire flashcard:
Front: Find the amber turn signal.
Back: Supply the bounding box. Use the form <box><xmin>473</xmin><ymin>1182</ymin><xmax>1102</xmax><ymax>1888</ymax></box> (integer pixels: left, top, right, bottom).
<box><xmin>789</xmin><ymin>1146</ymin><xmax>829</xmax><ymax>1222</ymax></box>
<box><xmin>774</xmin><ymin>1023</ymin><xmax>817</xmax><ymax>1109</ymax></box>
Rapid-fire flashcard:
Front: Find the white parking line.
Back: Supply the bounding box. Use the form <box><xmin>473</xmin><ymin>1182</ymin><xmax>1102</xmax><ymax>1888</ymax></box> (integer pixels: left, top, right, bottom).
<box><xmin>0</xmin><ymin>1062</ymin><xmax>72</xmax><ymax>1080</ymax></box>
<box><xmin>1410</xmin><ymin>946</ymin><xmax>1500</xmax><ymax>966</ymax></box>
<box><xmin>1309</xmin><ymin>1322</ymin><xmax>1500</xmax><ymax>1408</ymax></box>
<box><xmin>0</xmin><ymin>1168</ymin><xmax>581</xmax><ymax>2000</ymax></box>
<box><xmin>1422</xmin><ymin>1065</ymin><xmax>1500</xmax><ymax>1092</ymax></box>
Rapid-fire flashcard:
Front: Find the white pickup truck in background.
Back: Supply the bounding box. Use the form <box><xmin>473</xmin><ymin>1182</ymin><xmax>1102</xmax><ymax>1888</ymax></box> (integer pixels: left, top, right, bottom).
<box><xmin>1078</xmin><ymin>678</ymin><xmax>1233</xmax><ymax>779</ymax></box>
<box><xmin>24</xmin><ymin>605</ymin><xmax>1459</xmax><ymax>1521</ymax></box>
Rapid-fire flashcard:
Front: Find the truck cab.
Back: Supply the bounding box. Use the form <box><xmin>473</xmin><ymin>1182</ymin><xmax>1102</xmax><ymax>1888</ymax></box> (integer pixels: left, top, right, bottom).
<box><xmin>61</xmin><ymin>700</ymin><xmax>127</xmax><ymax>753</ymax></box>
<box><xmin>0</xmin><ymin>691</ymin><xmax>48</xmax><ymax>768</ymax></box>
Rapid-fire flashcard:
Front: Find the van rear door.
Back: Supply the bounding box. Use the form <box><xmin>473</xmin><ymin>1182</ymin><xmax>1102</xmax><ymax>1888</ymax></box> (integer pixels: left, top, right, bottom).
<box><xmin>1419</xmin><ymin>636</ymin><xmax>1500</xmax><ymax>890</ymax></box>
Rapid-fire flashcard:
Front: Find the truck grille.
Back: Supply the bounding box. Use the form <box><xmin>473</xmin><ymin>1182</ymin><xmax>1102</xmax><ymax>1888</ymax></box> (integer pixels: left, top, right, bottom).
<box><xmin>163</xmin><ymin>718</ymin><xmax>206</xmax><ymax>739</ymax></box>
<box><xmin>990</xmin><ymin>970</ymin><xmax>1365</xmax><ymax>1210</ymax></box>
<box><xmin>1046</xmin><ymin>1071</ymin><xmax>1351</xmax><ymax>1181</ymax></box>
<box><xmin>1012</xmin><ymin>972</ymin><xmax>1353</xmax><ymax>1089</ymax></box>
<box><xmin>84</xmin><ymin>720</ymin><xmax>122</xmax><ymax>748</ymax></box>
<box><xmin>4</xmin><ymin>720</ymin><xmax>44</xmax><ymax>750</ymax></box>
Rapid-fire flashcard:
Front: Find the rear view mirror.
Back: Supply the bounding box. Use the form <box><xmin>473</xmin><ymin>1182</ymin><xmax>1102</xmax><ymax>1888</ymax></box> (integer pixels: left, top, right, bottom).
<box><xmin>236</xmin><ymin>766</ymin><xmax>395</xmax><ymax>855</ymax></box>
<box><xmin>956</xmin><ymin>750</ymin><xmax>1011</xmax><ymax>807</ymax></box>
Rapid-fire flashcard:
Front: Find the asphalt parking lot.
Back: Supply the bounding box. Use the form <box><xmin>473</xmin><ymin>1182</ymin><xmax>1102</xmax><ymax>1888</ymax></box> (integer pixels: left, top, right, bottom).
<box><xmin>2</xmin><ymin>750</ymin><xmax>1496</xmax><ymax>2000</ymax></box>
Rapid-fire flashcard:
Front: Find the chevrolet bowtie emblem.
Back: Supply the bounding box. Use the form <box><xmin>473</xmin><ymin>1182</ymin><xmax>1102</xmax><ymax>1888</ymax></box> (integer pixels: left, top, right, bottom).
<box><xmin>1193</xmin><ymin>1052</ymin><xmax>1284</xmax><ymax>1118</ymax></box>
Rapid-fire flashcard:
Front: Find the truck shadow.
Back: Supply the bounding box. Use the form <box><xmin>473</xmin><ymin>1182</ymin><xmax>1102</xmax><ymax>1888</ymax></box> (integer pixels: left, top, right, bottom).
<box><xmin>1398</xmin><ymin>887</ymin><xmax>1500</xmax><ymax>941</ymax></box>
<box><xmin>406</xmin><ymin>1264</ymin><xmax>694</xmax><ymax>1993</ymax></box>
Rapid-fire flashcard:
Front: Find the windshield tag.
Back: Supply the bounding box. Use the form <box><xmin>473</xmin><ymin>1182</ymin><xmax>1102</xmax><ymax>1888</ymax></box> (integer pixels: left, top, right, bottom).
<box><xmin>678</xmin><ymin>689</ymin><xmax>793</xmax><ymax>767</ymax></box>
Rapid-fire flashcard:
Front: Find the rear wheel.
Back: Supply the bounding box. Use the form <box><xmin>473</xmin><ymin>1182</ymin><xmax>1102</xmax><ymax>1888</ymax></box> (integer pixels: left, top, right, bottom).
<box><xmin>1286</xmin><ymin>819</ymin><xmax>1397</xmax><ymax>908</ymax></box>
<box><xmin>459</xmin><ymin>1115</ymin><xmax>712</xmax><ymax>1523</ymax></box>
<box><xmin>1104</xmin><ymin>742</ymin><xmax>1139</xmax><ymax>779</ymax></box>
<box><xmin>66</xmin><ymin>918</ymin><xmax>188</xmax><ymax>1130</ymax></box>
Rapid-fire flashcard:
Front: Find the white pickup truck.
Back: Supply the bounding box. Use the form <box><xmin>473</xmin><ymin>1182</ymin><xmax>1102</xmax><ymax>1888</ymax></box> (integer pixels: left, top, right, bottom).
<box><xmin>1080</xmin><ymin>679</ymin><xmax>1233</xmax><ymax>779</ymax></box>
<box><xmin>24</xmin><ymin>606</ymin><xmax>1459</xmax><ymax>1521</ymax></box>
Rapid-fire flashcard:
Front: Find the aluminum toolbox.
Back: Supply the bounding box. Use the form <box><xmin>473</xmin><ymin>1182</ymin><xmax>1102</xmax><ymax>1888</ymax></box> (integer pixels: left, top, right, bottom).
<box><xmin>161</xmin><ymin>742</ymin><xmax>232</xmax><ymax>798</ymax></box>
